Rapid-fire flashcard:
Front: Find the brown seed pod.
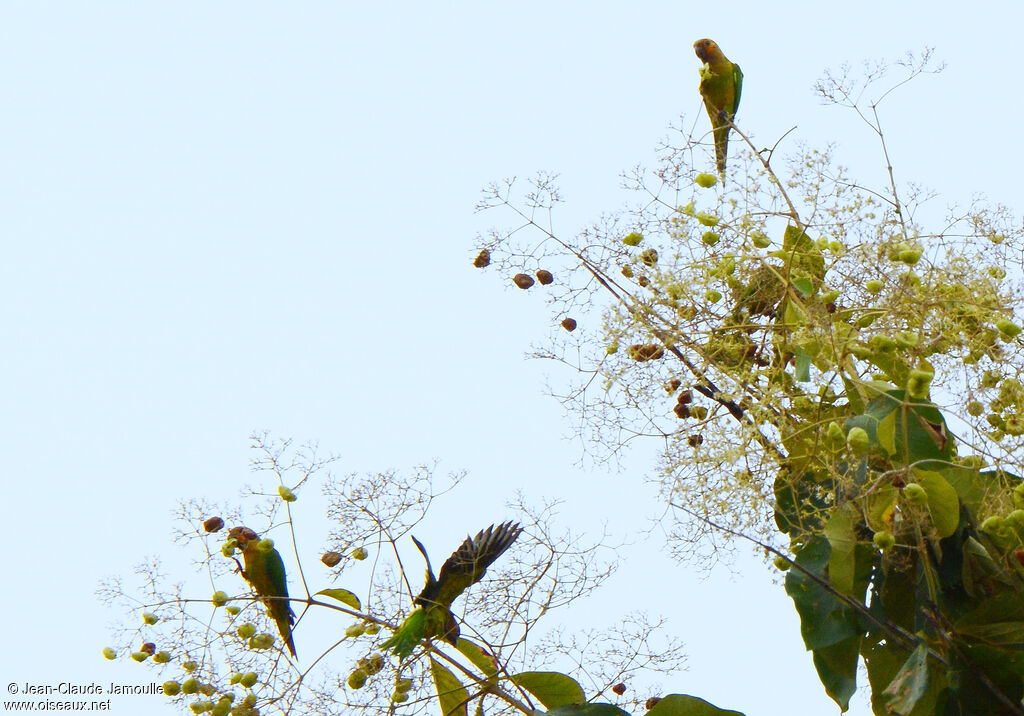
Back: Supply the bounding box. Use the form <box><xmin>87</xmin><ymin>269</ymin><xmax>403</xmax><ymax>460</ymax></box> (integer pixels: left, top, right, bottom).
<box><xmin>203</xmin><ymin>516</ymin><xmax>224</xmax><ymax>533</ymax></box>
<box><xmin>673</xmin><ymin>403</ymin><xmax>690</xmax><ymax>419</ymax></box>
<box><xmin>677</xmin><ymin>389</ymin><xmax>693</xmax><ymax>405</ymax></box>
<box><xmin>140</xmin><ymin>642</ymin><xmax>156</xmax><ymax>656</ymax></box>
<box><xmin>665</xmin><ymin>379</ymin><xmax>681</xmax><ymax>394</ymax></box>
<box><xmin>687</xmin><ymin>434</ymin><xmax>703</xmax><ymax>447</ymax></box>
<box><xmin>473</xmin><ymin>249</ymin><xmax>490</xmax><ymax>268</ymax></box>
<box><xmin>321</xmin><ymin>551</ymin><xmax>343</xmax><ymax>567</ymax></box>
<box><xmin>561</xmin><ymin>318</ymin><xmax>577</xmax><ymax>332</ymax></box>
<box><xmin>612</xmin><ymin>683</ymin><xmax>626</xmax><ymax>696</ymax></box>
<box><xmin>512</xmin><ymin>273</ymin><xmax>535</xmax><ymax>289</ymax></box>
<box><xmin>645</xmin><ymin>697</ymin><xmax>662</xmax><ymax>711</ymax></box>
<box><xmin>639</xmin><ymin>248</ymin><xmax>658</xmax><ymax>267</ymax></box>
<box><xmin>637</xmin><ymin>275</ymin><xmax>650</xmax><ymax>287</ymax></box>
<box><xmin>536</xmin><ymin>269</ymin><xmax>554</xmax><ymax>285</ymax></box>
<box><xmin>621</xmin><ymin>265</ymin><xmax>634</xmax><ymax>278</ymax></box>
<box><xmin>627</xmin><ymin>344</ymin><xmax>664</xmax><ymax>361</ymax></box>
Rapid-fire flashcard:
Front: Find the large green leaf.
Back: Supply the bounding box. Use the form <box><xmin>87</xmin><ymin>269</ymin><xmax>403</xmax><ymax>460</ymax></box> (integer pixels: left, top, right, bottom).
<box><xmin>945</xmin><ymin>644</ymin><xmax>1024</xmax><ymax>709</ymax></box>
<box><xmin>774</xmin><ymin>470</ymin><xmax>831</xmax><ymax>539</ymax></box>
<box><xmin>841</xmin><ymin>373</ymin><xmax>866</xmax><ymax>415</ymax></box>
<box><xmin>456</xmin><ymin>638</ymin><xmax>497</xmax><ymax>677</ymax></box>
<box><xmin>912</xmin><ymin>469</ymin><xmax>960</xmax><ymax>538</ymax></box>
<box><xmin>315</xmin><ymin>588</ymin><xmax>361</xmax><ymax>610</ymax></box>
<box><xmin>864</xmin><ymin>640</ymin><xmax>943</xmax><ymax>716</ymax></box>
<box><xmin>846</xmin><ymin>391</ymin><xmax>954</xmax><ymax>464</ymax></box>
<box><xmin>937</xmin><ymin>465</ymin><xmax>1024</xmax><ymax>517</ymax></box>
<box><xmin>861</xmin><ymin>485</ymin><xmax>898</xmax><ymax>534</ymax></box>
<box><xmin>954</xmin><ymin>621</ymin><xmax>1024</xmax><ymax>645</ymax></box>
<box><xmin>824</xmin><ymin>504</ymin><xmax>858</xmax><ymax>596</ymax></box>
<box><xmin>794</xmin><ymin>348</ymin><xmax>811</xmax><ymax>382</ymax></box>
<box><xmin>785</xmin><ymin>536</ymin><xmax>862</xmax><ymax>711</ymax></box>
<box><xmin>646</xmin><ymin>693</ymin><xmax>745</xmax><ymax>716</ymax></box>
<box><xmin>956</xmin><ymin>591</ymin><xmax>1024</xmax><ymax>630</ymax></box>
<box><xmin>876</xmin><ymin>408</ymin><xmax>896</xmax><ymax>455</ymax></box>
<box><xmin>960</xmin><ymin>536</ymin><xmax>1013</xmax><ymax>599</ymax></box>
<box><xmin>509</xmin><ymin>671</ymin><xmax>585</xmax><ymax>709</ymax></box>
<box><xmin>431</xmin><ymin>658</ymin><xmax>470</xmax><ymax>716</ymax></box>
<box><xmin>812</xmin><ymin>636</ymin><xmax>859</xmax><ymax>711</ymax></box>
<box><xmin>544</xmin><ymin>705</ymin><xmax>630</xmax><ymax>716</ymax></box>
<box><xmin>785</xmin><ymin>537</ymin><xmax>859</xmax><ymax>650</ymax></box>
<box><xmin>880</xmin><ymin>643</ymin><xmax>929</xmax><ymax>715</ymax></box>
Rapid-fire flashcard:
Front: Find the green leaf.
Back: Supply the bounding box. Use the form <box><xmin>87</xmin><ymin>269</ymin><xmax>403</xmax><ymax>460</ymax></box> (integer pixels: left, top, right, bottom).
<box><xmin>783</xmin><ymin>296</ymin><xmax>807</xmax><ymax>324</ymax></box>
<box><xmin>646</xmin><ymin>693</ymin><xmax>745</xmax><ymax>716</ymax></box>
<box><xmin>956</xmin><ymin>592</ymin><xmax>1024</xmax><ymax>629</ymax></box>
<box><xmin>544</xmin><ymin>705</ymin><xmax>631</xmax><ymax>716</ymax></box>
<box><xmin>850</xmin><ymin>391</ymin><xmax>954</xmax><ymax>464</ymax></box>
<box><xmin>955</xmin><ymin>621</ymin><xmax>1024</xmax><ymax>646</ymax></box>
<box><xmin>911</xmin><ymin>469</ymin><xmax>960</xmax><ymax>538</ymax></box>
<box><xmin>876</xmin><ymin>408</ymin><xmax>896</xmax><ymax>455</ymax></box>
<box><xmin>812</xmin><ymin>637</ymin><xmax>859</xmax><ymax>711</ymax></box>
<box><xmin>940</xmin><ymin>465</ymin><xmax>1024</xmax><ymax>517</ymax></box>
<box><xmin>960</xmin><ymin>536</ymin><xmax>1013</xmax><ymax>599</ymax></box>
<box><xmin>861</xmin><ymin>485</ymin><xmax>898</xmax><ymax>534</ymax></box>
<box><xmin>948</xmin><ymin>644</ymin><xmax>1024</xmax><ymax>708</ymax></box>
<box><xmin>841</xmin><ymin>374</ymin><xmax>866</xmax><ymax>414</ymax></box>
<box><xmin>315</xmin><ymin>588</ymin><xmax>361</xmax><ymax>610</ymax></box>
<box><xmin>880</xmin><ymin>643</ymin><xmax>929</xmax><ymax>715</ymax></box>
<box><xmin>864</xmin><ymin>639</ymin><xmax>944</xmax><ymax>716</ymax></box>
<box><xmin>431</xmin><ymin>657</ymin><xmax>470</xmax><ymax>716</ymax></box>
<box><xmin>456</xmin><ymin>638</ymin><xmax>497</xmax><ymax>677</ymax></box>
<box><xmin>794</xmin><ymin>348</ymin><xmax>811</xmax><ymax>382</ymax></box>
<box><xmin>792</xmin><ymin>276</ymin><xmax>814</xmax><ymax>296</ymax></box>
<box><xmin>824</xmin><ymin>504</ymin><xmax>858</xmax><ymax>596</ymax></box>
<box><xmin>510</xmin><ymin>672</ymin><xmax>585</xmax><ymax>710</ymax></box>
<box><xmin>773</xmin><ymin>470</ymin><xmax>831</xmax><ymax>539</ymax></box>
<box><xmin>785</xmin><ymin>537</ymin><xmax>858</xmax><ymax>650</ymax></box>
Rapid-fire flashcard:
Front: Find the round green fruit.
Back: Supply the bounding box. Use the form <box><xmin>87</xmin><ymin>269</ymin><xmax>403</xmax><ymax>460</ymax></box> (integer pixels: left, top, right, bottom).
<box><xmin>695</xmin><ymin>172</ymin><xmax>718</xmax><ymax>188</ymax></box>
<box><xmin>873</xmin><ymin>531</ymin><xmax>896</xmax><ymax>551</ymax></box>
<box><xmin>902</xmin><ymin>483</ymin><xmax>928</xmax><ymax>506</ymax></box>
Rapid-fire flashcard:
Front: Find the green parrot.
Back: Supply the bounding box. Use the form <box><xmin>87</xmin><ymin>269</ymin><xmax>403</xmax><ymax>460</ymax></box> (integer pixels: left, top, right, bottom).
<box><xmin>693</xmin><ymin>38</ymin><xmax>743</xmax><ymax>178</ymax></box>
<box><xmin>381</xmin><ymin>521</ymin><xmax>523</xmax><ymax>659</ymax></box>
<box><xmin>228</xmin><ymin>526</ymin><xmax>297</xmax><ymax>658</ymax></box>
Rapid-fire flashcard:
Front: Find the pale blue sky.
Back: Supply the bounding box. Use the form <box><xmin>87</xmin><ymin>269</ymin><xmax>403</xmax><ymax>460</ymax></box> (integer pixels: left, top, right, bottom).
<box><xmin>3</xmin><ymin>3</ymin><xmax>1022</xmax><ymax>714</ymax></box>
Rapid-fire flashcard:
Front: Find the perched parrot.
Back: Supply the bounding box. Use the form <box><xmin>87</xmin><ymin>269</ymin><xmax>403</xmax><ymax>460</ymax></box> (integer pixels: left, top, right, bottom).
<box><xmin>227</xmin><ymin>526</ymin><xmax>297</xmax><ymax>658</ymax></box>
<box><xmin>693</xmin><ymin>38</ymin><xmax>743</xmax><ymax>178</ymax></box>
<box><xmin>381</xmin><ymin>521</ymin><xmax>523</xmax><ymax>659</ymax></box>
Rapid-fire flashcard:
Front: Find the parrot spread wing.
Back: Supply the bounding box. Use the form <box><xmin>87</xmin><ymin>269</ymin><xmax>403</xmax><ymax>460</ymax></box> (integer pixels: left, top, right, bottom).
<box><xmin>416</xmin><ymin>521</ymin><xmax>523</xmax><ymax>611</ymax></box>
<box><xmin>383</xmin><ymin>521</ymin><xmax>522</xmax><ymax>657</ymax></box>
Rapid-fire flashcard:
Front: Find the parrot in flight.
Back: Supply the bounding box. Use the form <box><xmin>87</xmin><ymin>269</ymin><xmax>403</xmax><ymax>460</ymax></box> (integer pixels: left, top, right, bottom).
<box><xmin>381</xmin><ymin>521</ymin><xmax>523</xmax><ymax>659</ymax></box>
<box><xmin>693</xmin><ymin>38</ymin><xmax>743</xmax><ymax>178</ymax></box>
<box><xmin>227</xmin><ymin>526</ymin><xmax>297</xmax><ymax>658</ymax></box>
